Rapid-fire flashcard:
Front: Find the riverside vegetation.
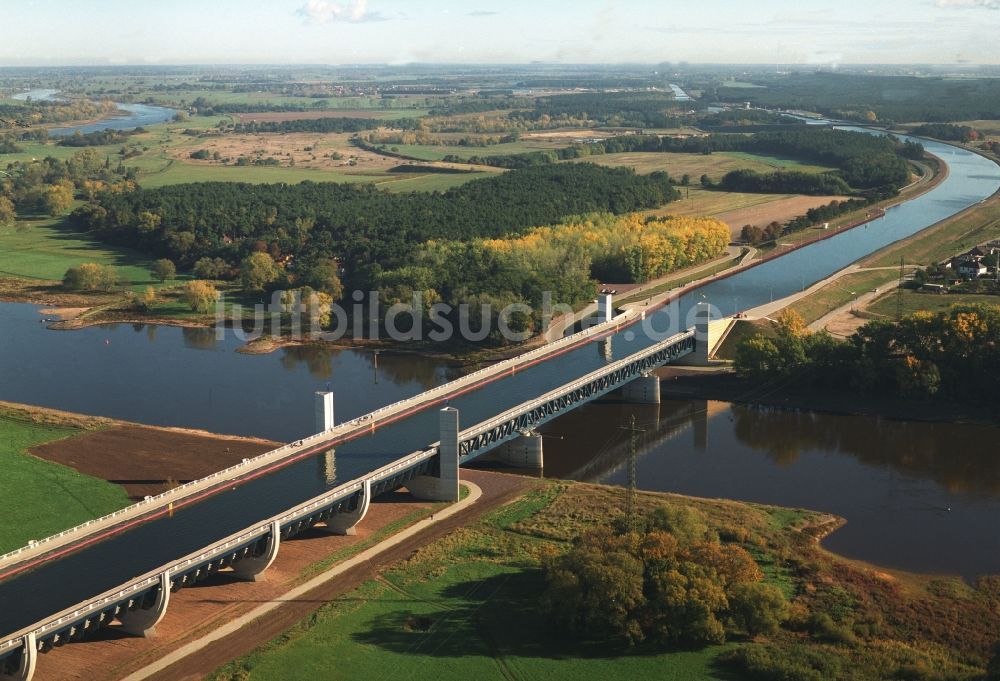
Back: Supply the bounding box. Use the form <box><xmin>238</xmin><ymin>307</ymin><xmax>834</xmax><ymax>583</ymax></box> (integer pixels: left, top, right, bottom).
<box><xmin>734</xmin><ymin>306</ymin><xmax>1000</xmax><ymax>409</ymax></box>
<box><xmin>211</xmin><ymin>481</ymin><xmax>1000</xmax><ymax>681</ymax></box>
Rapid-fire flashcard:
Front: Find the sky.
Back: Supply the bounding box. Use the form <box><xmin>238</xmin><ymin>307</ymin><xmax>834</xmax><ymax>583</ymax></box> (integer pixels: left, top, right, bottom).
<box><xmin>1</xmin><ymin>0</ymin><xmax>999</xmax><ymax>66</ymax></box>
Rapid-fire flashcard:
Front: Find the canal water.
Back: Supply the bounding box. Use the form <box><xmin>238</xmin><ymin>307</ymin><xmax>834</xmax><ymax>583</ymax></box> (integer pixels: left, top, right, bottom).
<box><xmin>11</xmin><ymin>88</ymin><xmax>175</xmax><ymax>136</ymax></box>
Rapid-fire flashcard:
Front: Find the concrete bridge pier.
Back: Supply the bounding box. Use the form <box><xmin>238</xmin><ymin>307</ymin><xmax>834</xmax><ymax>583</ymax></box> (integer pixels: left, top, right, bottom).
<box><xmin>691</xmin><ymin>302</ymin><xmax>712</xmax><ymax>365</ymax></box>
<box><xmin>117</xmin><ymin>571</ymin><xmax>171</xmax><ymax>637</ymax></box>
<box><xmin>597</xmin><ymin>293</ymin><xmax>614</xmax><ymax>323</ymax></box>
<box><xmin>315</xmin><ymin>391</ymin><xmax>335</xmax><ymax>432</ymax></box>
<box><xmin>231</xmin><ymin>520</ymin><xmax>281</xmax><ymax>582</ymax></box>
<box><xmin>622</xmin><ymin>373</ymin><xmax>661</xmax><ymax>404</ymax></box>
<box><xmin>322</xmin><ymin>479</ymin><xmax>371</xmax><ymax>536</ymax></box>
<box><xmin>407</xmin><ymin>408</ymin><xmax>460</xmax><ymax>502</ymax></box>
<box><xmin>0</xmin><ymin>633</ymin><xmax>36</xmax><ymax>681</ymax></box>
<box><xmin>494</xmin><ymin>431</ymin><xmax>544</xmax><ymax>469</ymax></box>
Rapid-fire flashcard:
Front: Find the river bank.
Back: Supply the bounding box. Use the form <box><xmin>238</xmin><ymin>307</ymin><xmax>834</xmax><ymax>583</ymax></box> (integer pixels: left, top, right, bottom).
<box><xmin>204</xmin><ymin>478</ymin><xmax>999</xmax><ymax>681</ymax></box>
<box><xmin>657</xmin><ymin>366</ymin><xmax>1000</xmax><ymax>426</ymax></box>
<box><xmin>0</xmin><ymin>130</ymin><xmax>948</xmax><ymax>364</ymax></box>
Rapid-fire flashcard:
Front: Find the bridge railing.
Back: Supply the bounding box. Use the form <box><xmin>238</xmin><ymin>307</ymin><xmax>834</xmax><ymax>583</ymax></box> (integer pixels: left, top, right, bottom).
<box><xmin>0</xmin><ymin>308</ymin><xmax>639</xmax><ymax>571</ymax></box>
<box><xmin>0</xmin><ymin>446</ymin><xmax>441</xmax><ymax>650</ymax></box>
<box><xmin>458</xmin><ymin>329</ymin><xmax>696</xmax><ymax>447</ymax></box>
<box><xmin>1</xmin><ymin>322</ymin><xmax>682</xmax><ymax>650</ymax></box>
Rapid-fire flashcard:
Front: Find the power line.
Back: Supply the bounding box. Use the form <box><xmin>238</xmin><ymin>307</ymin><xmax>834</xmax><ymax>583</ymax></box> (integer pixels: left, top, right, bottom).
<box><xmin>620</xmin><ymin>414</ymin><xmax>645</xmax><ymax>532</ymax></box>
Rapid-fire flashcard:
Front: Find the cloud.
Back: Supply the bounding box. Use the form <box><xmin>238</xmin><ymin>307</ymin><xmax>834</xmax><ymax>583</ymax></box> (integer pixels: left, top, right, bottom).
<box><xmin>934</xmin><ymin>0</ymin><xmax>1000</xmax><ymax>8</ymax></box>
<box><xmin>468</xmin><ymin>10</ymin><xmax>498</xmax><ymax>16</ymax></box>
<box><xmin>297</xmin><ymin>0</ymin><xmax>384</xmax><ymax>24</ymax></box>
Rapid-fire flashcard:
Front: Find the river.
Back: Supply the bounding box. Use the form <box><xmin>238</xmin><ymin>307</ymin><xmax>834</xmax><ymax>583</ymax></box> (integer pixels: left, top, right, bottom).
<box><xmin>0</xmin><ymin>126</ymin><xmax>998</xmax><ymax>577</ymax></box>
<box><xmin>533</xmin><ymin>400</ymin><xmax>1000</xmax><ymax>579</ymax></box>
<box><xmin>0</xmin><ymin>302</ymin><xmax>460</xmax><ymax>442</ymax></box>
<box><xmin>11</xmin><ymin>88</ymin><xmax>175</xmax><ymax>136</ymax></box>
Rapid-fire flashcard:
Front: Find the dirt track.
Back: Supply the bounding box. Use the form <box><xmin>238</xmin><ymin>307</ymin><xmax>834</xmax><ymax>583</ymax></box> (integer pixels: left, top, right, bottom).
<box><xmin>32</xmin><ymin>470</ymin><xmax>530</xmax><ymax>681</ymax></box>
<box><xmin>234</xmin><ymin>111</ymin><xmax>384</xmax><ymax>122</ymax></box>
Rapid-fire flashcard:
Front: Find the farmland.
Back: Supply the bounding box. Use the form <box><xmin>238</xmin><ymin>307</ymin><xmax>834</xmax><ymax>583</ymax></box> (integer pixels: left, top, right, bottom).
<box><xmin>581</xmin><ymin>150</ymin><xmax>834</xmax><ymax>180</ymax></box>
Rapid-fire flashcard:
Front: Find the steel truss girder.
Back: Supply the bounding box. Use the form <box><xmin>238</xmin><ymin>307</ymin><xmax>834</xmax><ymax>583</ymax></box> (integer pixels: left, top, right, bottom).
<box><xmin>459</xmin><ymin>335</ymin><xmax>694</xmax><ymax>461</ymax></box>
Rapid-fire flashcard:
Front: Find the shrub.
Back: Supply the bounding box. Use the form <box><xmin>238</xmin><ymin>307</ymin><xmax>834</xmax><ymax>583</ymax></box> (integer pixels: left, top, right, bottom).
<box><xmin>63</xmin><ymin>263</ymin><xmax>118</xmax><ymax>291</ymax></box>
<box><xmin>183</xmin><ymin>280</ymin><xmax>219</xmax><ymax>314</ymax></box>
<box><xmin>193</xmin><ymin>256</ymin><xmax>231</xmax><ymax>280</ymax></box>
<box><xmin>729</xmin><ymin>582</ymin><xmax>790</xmax><ymax>636</ymax></box>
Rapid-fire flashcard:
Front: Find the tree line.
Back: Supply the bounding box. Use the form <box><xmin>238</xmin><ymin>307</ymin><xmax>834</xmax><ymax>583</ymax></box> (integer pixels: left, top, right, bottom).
<box><xmin>1</xmin><ymin>147</ymin><xmax>134</xmax><ymax>218</ymax></box>
<box><xmin>735</xmin><ymin>306</ymin><xmax>1000</xmax><ymax>406</ymax></box>
<box><xmin>445</xmin><ymin>128</ymin><xmax>919</xmax><ymax>193</ymax></box>
<box><xmin>910</xmin><ymin>123</ymin><xmax>980</xmax><ymax>142</ymax></box>
<box><xmin>511</xmin><ymin>91</ymin><xmax>687</xmax><ymax>128</ymax></box>
<box><xmin>715</xmin><ymin>168</ymin><xmax>851</xmax><ymax>195</ymax></box>
<box><xmin>231</xmin><ymin>117</ymin><xmax>403</xmax><ymax>135</ymax></box>
<box><xmin>711</xmin><ymin>72</ymin><xmax>1000</xmax><ymax>124</ymax></box>
<box><xmin>371</xmin><ymin>213</ymin><xmax>728</xmax><ymax>343</ymax></box>
<box><xmin>55</xmin><ymin>128</ymin><xmax>142</xmax><ymax>147</ymax></box>
<box><xmin>0</xmin><ymin>97</ymin><xmax>118</xmax><ymax>126</ymax></box>
<box><xmin>70</xmin><ymin>164</ymin><xmax>679</xmax><ymax>290</ymax></box>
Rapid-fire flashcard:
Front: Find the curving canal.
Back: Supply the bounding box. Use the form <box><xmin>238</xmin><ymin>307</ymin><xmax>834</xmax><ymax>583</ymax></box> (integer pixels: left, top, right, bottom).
<box><xmin>1</xmin><ymin>130</ymin><xmax>999</xmax><ymax>636</ymax></box>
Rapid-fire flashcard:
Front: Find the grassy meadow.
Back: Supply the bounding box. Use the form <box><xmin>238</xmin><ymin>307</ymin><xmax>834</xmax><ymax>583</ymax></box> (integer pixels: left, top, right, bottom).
<box><xmin>867</xmin><ymin>290</ymin><xmax>1000</xmax><ymax>318</ymax></box>
<box><xmin>0</xmin><ymin>410</ymin><xmax>129</xmax><ymax>554</ymax></box>
<box><xmin>0</xmin><ymin>214</ymin><xmax>182</xmax><ymax>289</ymax></box>
<box><xmin>653</xmin><ymin>187</ymin><xmax>801</xmax><ymax>218</ymax></box>
<box><xmin>863</xmin><ymin>197</ymin><xmax>1000</xmax><ymax>268</ymax></box>
<box><xmin>210</xmin><ymin>483</ymin><xmax>754</xmax><ymax>681</ymax></box>
<box><xmin>210</xmin><ymin>478</ymin><xmax>996</xmax><ymax>681</ymax></box>
<box><xmin>788</xmin><ymin>269</ymin><xmax>902</xmax><ymax>324</ymax></box>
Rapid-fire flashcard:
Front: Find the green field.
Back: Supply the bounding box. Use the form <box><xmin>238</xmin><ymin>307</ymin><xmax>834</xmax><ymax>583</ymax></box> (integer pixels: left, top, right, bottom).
<box><xmin>867</xmin><ymin>290</ymin><xmax>1000</xmax><ymax>318</ymax></box>
<box><xmin>0</xmin><ymin>114</ymin><xmax>496</xmax><ymax>191</ymax></box>
<box><xmin>132</xmin><ymin>89</ymin><xmax>431</xmax><ymax>116</ymax></box>
<box><xmin>0</xmin><ymin>140</ymin><xmax>125</xmax><ymax>165</ymax></box>
<box><xmin>863</xmin><ymin>198</ymin><xmax>1000</xmax><ymax>268</ymax></box>
<box><xmin>0</xmin><ymin>412</ymin><xmax>129</xmax><ymax>553</ymax></box>
<box><xmin>788</xmin><ymin>269</ymin><xmax>903</xmax><ymax>324</ymax></box>
<box><xmin>210</xmin><ymin>484</ymin><xmax>743</xmax><ymax>681</ymax></box>
<box><xmin>134</xmin><ymin>159</ymin><xmax>368</xmax><ymax>188</ymax></box>
<box><xmin>134</xmin><ymin>159</ymin><xmax>494</xmax><ymax>191</ymax></box>
<box><xmin>0</xmin><ymin>214</ymin><xmax>182</xmax><ymax>288</ymax></box>
<box><xmin>582</xmin><ymin>151</ymin><xmax>833</xmax><ymax>180</ymax></box>
<box><xmin>211</xmin><ymin>478</ymin><xmax>985</xmax><ymax>680</ymax></box>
